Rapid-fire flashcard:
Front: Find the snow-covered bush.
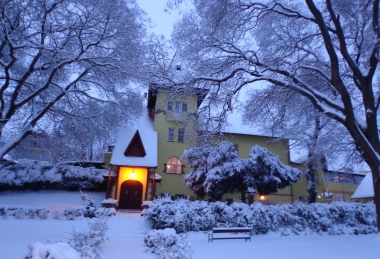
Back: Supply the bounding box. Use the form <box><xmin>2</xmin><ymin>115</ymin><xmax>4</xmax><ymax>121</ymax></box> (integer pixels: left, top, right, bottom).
<box><xmin>0</xmin><ymin>207</ymin><xmax>6</xmax><ymax>218</ymax></box>
<box><xmin>0</xmin><ymin>206</ymin><xmax>49</xmax><ymax>220</ymax></box>
<box><xmin>0</xmin><ymin>163</ymin><xmax>106</xmax><ymax>191</ymax></box>
<box><xmin>68</xmin><ymin>219</ymin><xmax>108</xmax><ymax>259</ymax></box>
<box><xmin>24</xmin><ymin>242</ymin><xmax>81</xmax><ymax>259</ymax></box>
<box><xmin>84</xmin><ymin>199</ymin><xmax>97</xmax><ymax>218</ymax></box>
<box><xmin>144</xmin><ymin>228</ymin><xmax>178</xmax><ymax>252</ymax></box>
<box><xmin>144</xmin><ymin>229</ymin><xmax>192</xmax><ymax>259</ymax></box>
<box><xmin>142</xmin><ymin>196</ymin><xmax>212</xmax><ymax>233</ymax></box>
<box><xmin>0</xmin><ymin>205</ymin><xmax>112</xmax><ymax>220</ymax></box>
<box><xmin>143</xmin><ymin>197</ymin><xmax>377</xmax><ymax>235</ymax></box>
<box><xmin>63</xmin><ymin>207</ymin><xmax>84</xmax><ymax>220</ymax></box>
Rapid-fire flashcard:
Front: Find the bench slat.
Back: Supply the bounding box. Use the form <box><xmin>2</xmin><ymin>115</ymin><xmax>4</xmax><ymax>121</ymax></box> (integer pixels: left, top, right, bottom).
<box><xmin>208</xmin><ymin>227</ymin><xmax>253</xmax><ymax>242</ymax></box>
<box><xmin>213</xmin><ymin>229</ymin><xmax>251</xmax><ymax>233</ymax></box>
<box><xmin>212</xmin><ymin>237</ymin><xmax>250</xmax><ymax>240</ymax></box>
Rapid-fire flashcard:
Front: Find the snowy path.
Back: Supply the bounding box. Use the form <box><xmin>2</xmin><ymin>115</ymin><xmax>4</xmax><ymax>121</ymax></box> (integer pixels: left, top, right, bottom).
<box><xmin>99</xmin><ymin>213</ymin><xmax>155</xmax><ymax>258</ymax></box>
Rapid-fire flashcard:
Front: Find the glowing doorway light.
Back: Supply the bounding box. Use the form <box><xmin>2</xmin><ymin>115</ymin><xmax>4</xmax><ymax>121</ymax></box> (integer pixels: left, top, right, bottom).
<box><xmin>130</xmin><ymin>170</ymin><xmax>137</xmax><ymax>179</ymax></box>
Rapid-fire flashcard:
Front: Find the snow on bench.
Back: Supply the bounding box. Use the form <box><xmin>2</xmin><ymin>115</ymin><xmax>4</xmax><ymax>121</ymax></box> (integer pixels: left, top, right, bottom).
<box><xmin>208</xmin><ymin>227</ymin><xmax>253</xmax><ymax>242</ymax></box>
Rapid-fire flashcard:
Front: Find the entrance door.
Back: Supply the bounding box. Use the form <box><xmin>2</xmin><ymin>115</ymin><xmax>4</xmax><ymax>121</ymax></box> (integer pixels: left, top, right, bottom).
<box><xmin>119</xmin><ymin>180</ymin><xmax>143</xmax><ymax>209</ymax></box>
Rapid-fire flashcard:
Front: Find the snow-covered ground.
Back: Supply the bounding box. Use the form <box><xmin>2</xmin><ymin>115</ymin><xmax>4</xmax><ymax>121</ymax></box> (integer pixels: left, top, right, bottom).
<box><xmin>0</xmin><ymin>191</ymin><xmax>379</xmax><ymax>259</ymax></box>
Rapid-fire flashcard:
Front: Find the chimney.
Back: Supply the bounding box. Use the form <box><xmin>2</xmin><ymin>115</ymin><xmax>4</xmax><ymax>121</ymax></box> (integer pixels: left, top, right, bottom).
<box><xmin>107</xmin><ymin>146</ymin><xmax>114</xmax><ymax>152</ymax></box>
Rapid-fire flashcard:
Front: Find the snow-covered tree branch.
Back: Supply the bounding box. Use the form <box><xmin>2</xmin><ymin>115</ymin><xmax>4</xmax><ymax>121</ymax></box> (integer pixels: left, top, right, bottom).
<box><xmin>0</xmin><ymin>0</ymin><xmax>146</xmax><ymax>159</ymax></box>
<box><xmin>170</xmin><ymin>0</ymin><xmax>380</xmax><ymax>230</ymax></box>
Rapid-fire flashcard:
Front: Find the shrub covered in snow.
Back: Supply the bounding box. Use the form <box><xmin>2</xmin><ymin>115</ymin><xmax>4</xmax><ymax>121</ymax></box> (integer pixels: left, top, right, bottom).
<box><xmin>0</xmin><ymin>163</ymin><xmax>106</xmax><ymax>191</ymax></box>
<box><xmin>144</xmin><ymin>228</ymin><xmax>192</xmax><ymax>259</ymax></box>
<box><xmin>0</xmin><ymin>201</ymin><xmax>114</xmax><ymax>220</ymax></box>
<box><xmin>68</xmin><ymin>219</ymin><xmax>108</xmax><ymax>259</ymax></box>
<box><xmin>0</xmin><ymin>206</ymin><xmax>49</xmax><ymax>219</ymax></box>
<box><xmin>63</xmin><ymin>207</ymin><xmax>84</xmax><ymax>220</ymax></box>
<box><xmin>24</xmin><ymin>242</ymin><xmax>81</xmax><ymax>259</ymax></box>
<box><xmin>24</xmin><ymin>219</ymin><xmax>108</xmax><ymax>259</ymax></box>
<box><xmin>143</xmin><ymin>196</ymin><xmax>377</xmax><ymax>235</ymax></box>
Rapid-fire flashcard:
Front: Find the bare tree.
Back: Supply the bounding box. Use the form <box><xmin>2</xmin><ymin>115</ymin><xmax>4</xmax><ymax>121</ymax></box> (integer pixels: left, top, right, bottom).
<box><xmin>0</xmin><ymin>0</ymin><xmax>146</xmax><ymax>158</ymax></box>
<box><xmin>170</xmin><ymin>0</ymin><xmax>380</xmax><ymax>230</ymax></box>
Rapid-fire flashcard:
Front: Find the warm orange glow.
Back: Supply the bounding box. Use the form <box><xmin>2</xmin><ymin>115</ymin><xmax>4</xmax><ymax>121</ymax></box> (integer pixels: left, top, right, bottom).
<box><xmin>117</xmin><ymin>167</ymin><xmax>148</xmax><ymax>201</ymax></box>
<box><xmin>260</xmin><ymin>195</ymin><xmax>265</xmax><ymax>200</ymax></box>
<box><xmin>130</xmin><ymin>171</ymin><xmax>137</xmax><ymax>179</ymax></box>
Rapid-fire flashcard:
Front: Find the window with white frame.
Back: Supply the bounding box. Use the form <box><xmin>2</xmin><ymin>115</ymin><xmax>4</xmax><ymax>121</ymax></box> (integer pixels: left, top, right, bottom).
<box><xmin>182</xmin><ymin>102</ymin><xmax>188</xmax><ymax>112</ymax></box>
<box><xmin>165</xmin><ymin>157</ymin><xmax>183</xmax><ymax>174</ymax></box>
<box><xmin>178</xmin><ymin>128</ymin><xmax>185</xmax><ymax>142</ymax></box>
<box><xmin>175</xmin><ymin>102</ymin><xmax>180</xmax><ymax>112</ymax></box>
<box><xmin>168</xmin><ymin>128</ymin><xmax>174</xmax><ymax>141</ymax></box>
<box><xmin>167</xmin><ymin>101</ymin><xmax>173</xmax><ymax>111</ymax></box>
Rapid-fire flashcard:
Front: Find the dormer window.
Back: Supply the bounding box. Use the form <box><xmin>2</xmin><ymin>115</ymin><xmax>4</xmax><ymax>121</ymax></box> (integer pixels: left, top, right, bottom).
<box><xmin>176</xmin><ymin>65</ymin><xmax>181</xmax><ymax>70</ymax></box>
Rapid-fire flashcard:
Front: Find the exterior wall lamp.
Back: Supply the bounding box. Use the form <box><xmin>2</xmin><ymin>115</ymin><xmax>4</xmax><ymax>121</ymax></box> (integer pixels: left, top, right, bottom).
<box><xmin>130</xmin><ymin>171</ymin><xmax>137</xmax><ymax>179</ymax></box>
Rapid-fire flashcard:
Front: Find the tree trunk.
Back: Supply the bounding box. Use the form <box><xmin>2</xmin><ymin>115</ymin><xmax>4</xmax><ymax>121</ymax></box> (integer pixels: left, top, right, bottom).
<box><xmin>367</xmin><ymin>161</ymin><xmax>380</xmax><ymax>232</ymax></box>
<box><xmin>306</xmin><ymin>156</ymin><xmax>317</xmax><ymax>203</ymax></box>
<box><xmin>306</xmin><ymin>113</ymin><xmax>321</xmax><ymax>204</ymax></box>
<box><xmin>241</xmin><ymin>191</ymin><xmax>246</xmax><ymax>203</ymax></box>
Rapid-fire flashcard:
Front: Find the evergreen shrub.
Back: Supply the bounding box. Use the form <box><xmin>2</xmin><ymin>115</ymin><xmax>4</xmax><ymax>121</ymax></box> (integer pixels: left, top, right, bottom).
<box><xmin>142</xmin><ymin>196</ymin><xmax>377</xmax><ymax>235</ymax></box>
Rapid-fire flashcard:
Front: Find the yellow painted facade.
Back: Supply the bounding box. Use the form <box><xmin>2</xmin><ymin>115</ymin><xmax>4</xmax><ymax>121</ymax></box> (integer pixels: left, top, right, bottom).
<box><xmin>153</xmin><ymin>91</ymin><xmax>198</xmax><ymax>198</ymax></box>
<box><xmin>105</xmin><ymin>87</ymin><xmax>366</xmax><ymax>206</ymax></box>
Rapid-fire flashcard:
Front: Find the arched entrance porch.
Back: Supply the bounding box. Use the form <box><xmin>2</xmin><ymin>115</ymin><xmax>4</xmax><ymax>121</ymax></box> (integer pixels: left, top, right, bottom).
<box><xmin>119</xmin><ymin>180</ymin><xmax>143</xmax><ymax>209</ymax></box>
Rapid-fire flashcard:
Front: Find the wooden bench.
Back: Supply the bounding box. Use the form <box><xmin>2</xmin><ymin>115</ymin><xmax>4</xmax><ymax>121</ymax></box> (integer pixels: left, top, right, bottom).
<box><xmin>208</xmin><ymin>227</ymin><xmax>252</xmax><ymax>242</ymax></box>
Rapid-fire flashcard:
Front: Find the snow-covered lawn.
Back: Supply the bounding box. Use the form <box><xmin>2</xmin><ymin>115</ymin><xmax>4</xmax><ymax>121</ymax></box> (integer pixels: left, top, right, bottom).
<box><xmin>0</xmin><ymin>191</ymin><xmax>379</xmax><ymax>259</ymax></box>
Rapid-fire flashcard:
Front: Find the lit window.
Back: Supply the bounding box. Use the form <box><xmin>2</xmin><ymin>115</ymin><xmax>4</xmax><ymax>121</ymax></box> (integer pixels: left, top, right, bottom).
<box><xmin>167</xmin><ymin>101</ymin><xmax>173</xmax><ymax>111</ymax></box>
<box><xmin>178</xmin><ymin>129</ymin><xmax>184</xmax><ymax>142</ymax></box>
<box><xmin>168</xmin><ymin>128</ymin><xmax>174</xmax><ymax>141</ymax></box>
<box><xmin>182</xmin><ymin>103</ymin><xmax>187</xmax><ymax>112</ymax></box>
<box><xmin>165</xmin><ymin>157</ymin><xmax>182</xmax><ymax>174</ymax></box>
<box><xmin>175</xmin><ymin>102</ymin><xmax>180</xmax><ymax>112</ymax></box>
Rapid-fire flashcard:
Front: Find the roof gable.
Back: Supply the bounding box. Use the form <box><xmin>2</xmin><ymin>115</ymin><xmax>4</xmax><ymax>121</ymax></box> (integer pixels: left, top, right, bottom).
<box><xmin>124</xmin><ymin>130</ymin><xmax>146</xmax><ymax>157</ymax></box>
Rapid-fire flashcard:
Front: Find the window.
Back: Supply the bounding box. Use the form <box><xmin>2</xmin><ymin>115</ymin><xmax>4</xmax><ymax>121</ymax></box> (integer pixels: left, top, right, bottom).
<box><xmin>325</xmin><ymin>171</ymin><xmax>364</xmax><ymax>184</ymax></box>
<box><xmin>178</xmin><ymin>129</ymin><xmax>184</xmax><ymax>142</ymax></box>
<box><xmin>167</xmin><ymin>101</ymin><xmax>173</xmax><ymax>111</ymax></box>
<box><xmin>165</xmin><ymin>157</ymin><xmax>183</xmax><ymax>174</ymax></box>
<box><xmin>168</xmin><ymin>128</ymin><xmax>174</xmax><ymax>141</ymax></box>
<box><xmin>175</xmin><ymin>102</ymin><xmax>180</xmax><ymax>112</ymax></box>
<box><xmin>182</xmin><ymin>103</ymin><xmax>188</xmax><ymax>112</ymax></box>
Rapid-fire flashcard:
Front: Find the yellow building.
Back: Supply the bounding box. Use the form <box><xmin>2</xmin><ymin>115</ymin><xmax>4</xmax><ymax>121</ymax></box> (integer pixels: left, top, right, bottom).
<box><xmin>104</xmin><ymin>85</ymin><xmax>368</xmax><ymax>209</ymax></box>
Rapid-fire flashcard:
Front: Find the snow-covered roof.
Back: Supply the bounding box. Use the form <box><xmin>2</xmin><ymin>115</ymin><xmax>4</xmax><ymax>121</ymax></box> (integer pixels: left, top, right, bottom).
<box><xmin>289</xmin><ymin>140</ymin><xmax>371</xmax><ymax>173</ymax></box>
<box><xmin>110</xmin><ymin>108</ymin><xmax>157</xmax><ymax>167</ymax></box>
<box><xmin>289</xmin><ymin>141</ymin><xmax>308</xmax><ymax>164</ymax></box>
<box><xmin>223</xmin><ymin>110</ymin><xmax>273</xmax><ymax>137</ymax></box>
<box><xmin>351</xmin><ymin>173</ymin><xmax>374</xmax><ymax>199</ymax></box>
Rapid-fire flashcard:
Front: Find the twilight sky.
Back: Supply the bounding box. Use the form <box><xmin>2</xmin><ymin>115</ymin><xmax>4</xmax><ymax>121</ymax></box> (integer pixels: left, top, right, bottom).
<box><xmin>138</xmin><ymin>0</ymin><xmax>185</xmax><ymax>39</ymax></box>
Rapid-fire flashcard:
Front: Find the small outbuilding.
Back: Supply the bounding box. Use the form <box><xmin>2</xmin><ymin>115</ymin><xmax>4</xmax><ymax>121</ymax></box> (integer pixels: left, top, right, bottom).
<box><xmin>351</xmin><ymin>173</ymin><xmax>374</xmax><ymax>201</ymax></box>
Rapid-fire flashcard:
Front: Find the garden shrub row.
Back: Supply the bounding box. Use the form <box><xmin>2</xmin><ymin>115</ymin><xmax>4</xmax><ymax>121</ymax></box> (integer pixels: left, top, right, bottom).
<box><xmin>0</xmin><ymin>162</ymin><xmax>106</xmax><ymax>191</ymax></box>
<box><xmin>0</xmin><ymin>205</ymin><xmax>115</xmax><ymax>220</ymax></box>
<box><xmin>142</xmin><ymin>196</ymin><xmax>377</xmax><ymax>235</ymax></box>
